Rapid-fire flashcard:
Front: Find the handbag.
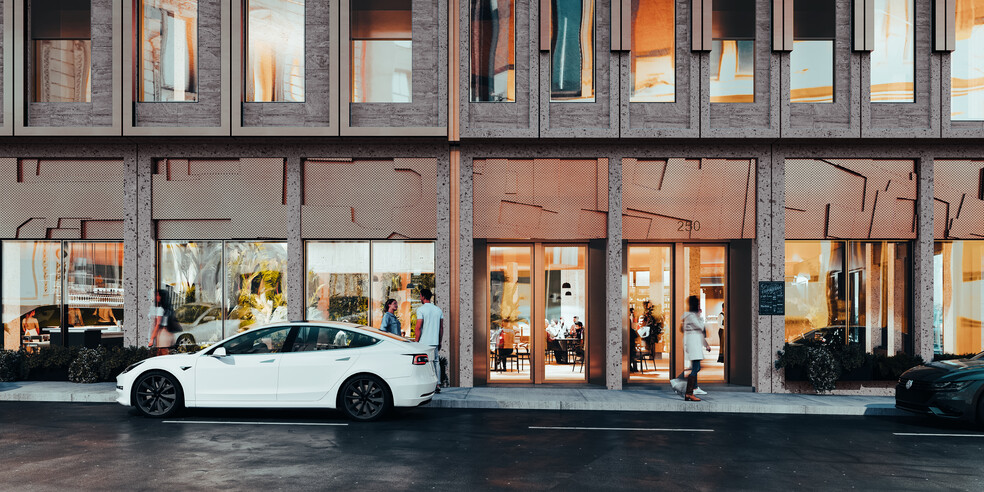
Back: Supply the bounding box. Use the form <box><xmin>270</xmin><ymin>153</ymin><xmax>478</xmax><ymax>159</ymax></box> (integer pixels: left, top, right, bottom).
<box><xmin>166</xmin><ymin>313</ymin><xmax>183</xmax><ymax>333</ymax></box>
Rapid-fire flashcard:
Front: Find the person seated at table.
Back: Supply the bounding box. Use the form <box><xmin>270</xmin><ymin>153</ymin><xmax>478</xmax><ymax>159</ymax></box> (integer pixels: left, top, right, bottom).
<box><xmin>545</xmin><ymin>319</ymin><xmax>568</xmax><ymax>363</ymax></box>
<box><xmin>569</xmin><ymin>316</ymin><xmax>584</xmax><ymax>339</ymax></box>
<box><xmin>494</xmin><ymin>325</ymin><xmax>516</xmax><ymax>371</ymax></box>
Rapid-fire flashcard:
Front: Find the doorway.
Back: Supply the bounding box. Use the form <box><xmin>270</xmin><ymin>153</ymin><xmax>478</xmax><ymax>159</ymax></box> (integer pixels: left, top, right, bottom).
<box><xmin>626</xmin><ymin>244</ymin><xmax>728</xmax><ymax>384</ymax></box>
<box><xmin>485</xmin><ymin>243</ymin><xmax>588</xmax><ymax>384</ymax></box>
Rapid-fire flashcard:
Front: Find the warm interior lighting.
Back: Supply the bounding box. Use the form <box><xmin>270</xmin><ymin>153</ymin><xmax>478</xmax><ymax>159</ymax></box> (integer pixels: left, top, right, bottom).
<box><xmin>630</xmin><ymin>0</ymin><xmax>675</xmax><ymax>103</ymax></box>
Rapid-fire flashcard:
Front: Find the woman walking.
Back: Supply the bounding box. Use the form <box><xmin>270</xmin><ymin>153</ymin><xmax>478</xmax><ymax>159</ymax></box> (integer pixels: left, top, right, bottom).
<box><xmin>672</xmin><ymin>295</ymin><xmax>711</xmax><ymax>401</ymax></box>
<box><xmin>148</xmin><ymin>289</ymin><xmax>175</xmax><ymax>355</ymax></box>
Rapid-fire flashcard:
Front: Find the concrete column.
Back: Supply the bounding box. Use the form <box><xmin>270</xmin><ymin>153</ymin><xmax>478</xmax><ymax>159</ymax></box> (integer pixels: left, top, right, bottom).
<box><xmin>135</xmin><ymin>150</ymin><xmax>156</xmax><ymax>347</ymax></box>
<box><xmin>285</xmin><ymin>156</ymin><xmax>303</xmax><ymax>322</ymax></box>
<box><xmin>123</xmin><ymin>147</ymin><xmax>139</xmax><ymax>347</ymax></box>
<box><xmin>913</xmin><ymin>156</ymin><xmax>934</xmax><ymax>361</ymax></box>
<box><xmin>753</xmin><ymin>150</ymin><xmax>783</xmax><ymax>393</ymax></box>
<box><xmin>606</xmin><ymin>157</ymin><xmax>623</xmax><ymax>390</ymax></box>
<box><xmin>458</xmin><ymin>156</ymin><xmax>474</xmax><ymax>387</ymax></box>
<box><xmin>435</xmin><ymin>151</ymin><xmax>452</xmax><ymax>383</ymax></box>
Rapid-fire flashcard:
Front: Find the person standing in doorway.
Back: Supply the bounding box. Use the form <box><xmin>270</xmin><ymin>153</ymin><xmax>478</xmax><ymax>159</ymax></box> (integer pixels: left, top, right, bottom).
<box><xmin>414</xmin><ymin>288</ymin><xmax>444</xmax><ymax>393</ymax></box>
<box><xmin>671</xmin><ymin>295</ymin><xmax>711</xmax><ymax>401</ymax></box>
<box><xmin>380</xmin><ymin>299</ymin><xmax>402</xmax><ymax>336</ymax></box>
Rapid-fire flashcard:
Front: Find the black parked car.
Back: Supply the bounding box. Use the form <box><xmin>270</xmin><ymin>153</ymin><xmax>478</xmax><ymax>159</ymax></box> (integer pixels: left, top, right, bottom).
<box><xmin>896</xmin><ymin>352</ymin><xmax>984</xmax><ymax>424</ymax></box>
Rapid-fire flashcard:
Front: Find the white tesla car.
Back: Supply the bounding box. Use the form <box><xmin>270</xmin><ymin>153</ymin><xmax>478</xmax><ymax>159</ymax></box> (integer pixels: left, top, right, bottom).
<box><xmin>116</xmin><ymin>321</ymin><xmax>438</xmax><ymax>421</ymax></box>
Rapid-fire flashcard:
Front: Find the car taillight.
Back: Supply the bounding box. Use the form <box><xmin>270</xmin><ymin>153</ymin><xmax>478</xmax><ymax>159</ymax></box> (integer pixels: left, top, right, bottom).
<box><xmin>412</xmin><ymin>354</ymin><xmax>429</xmax><ymax>365</ymax></box>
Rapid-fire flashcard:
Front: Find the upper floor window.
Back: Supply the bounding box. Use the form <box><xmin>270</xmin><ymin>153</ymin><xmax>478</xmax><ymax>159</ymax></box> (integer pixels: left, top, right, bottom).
<box><xmin>31</xmin><ymin>0</ymin><xmax>91</xmax><ymax>102</ymax></box>
<box><xmin>629</xmin><ymin>0</ymin><xmax>674</xmax><ymax>103</ymax></box>
<box><xmin>550</xmin><ymin>0</ymin><xmax>595</xmax><ymax>102</ymax></box>
<box><xmin>351</xmin><ymin>0</ymin><xmax>412</xmax><ymax>103</ymax></box>
<box><xmin>470</xmin><ymin>0</ymin><xmax>516</xmax><ymax>102</ymax></box>
<box><xmin>790</xmin><ymin>0</ymin><xmax>834</xmax><ymax>103</ymax></box>
<box><xmin>870</xmin><ymin>0</ymin><xmax>914</xmax><ymax>103</ymax></box>
<box><xmin>246</xmin><ymin>0</ymin><xmax>305</xmax><ymax>102</ymax></box>
<box><xmin>710</xmin><ymin>0</ymin><xmax>754</xmax><ymax>103</ymax></box>
<box><xmin>951</xmin><ymin>0</ymin><xmax>984</xmax><ymax>120</ymax></box>
<box><xmin>139</xmin><ymin>0</ymin><xmax>198</xmax><ymax>102</ymax></box>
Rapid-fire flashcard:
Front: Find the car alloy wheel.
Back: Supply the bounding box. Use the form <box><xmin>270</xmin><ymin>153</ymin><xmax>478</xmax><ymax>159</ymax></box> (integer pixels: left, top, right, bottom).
<box><xmin>176</xmin><ymin>334</ymin><xmax>196</xmax><ymax>349</ymax></box>
<box><xmin>133</xmin><ymin>371</ymin><xmax>183</xmax><ymax>418</ymax></box>
<box><xmin>340</xmin><ymin>375</ymin><xmax>389</xmax><ymax>422</ymax></box>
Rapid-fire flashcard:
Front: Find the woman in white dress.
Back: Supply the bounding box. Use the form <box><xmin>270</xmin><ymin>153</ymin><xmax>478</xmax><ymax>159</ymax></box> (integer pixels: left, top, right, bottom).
<box><xmin>673</xmin><ymin>295</ymin><xmax>711</xmax><ymax>401</ymax></box>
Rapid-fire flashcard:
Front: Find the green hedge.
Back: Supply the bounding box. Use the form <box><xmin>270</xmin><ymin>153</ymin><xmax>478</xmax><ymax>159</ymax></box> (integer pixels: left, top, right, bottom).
<box><xmin>0</xmin><ymin>346</ymin><xmax>155</xmax><ymax>383</ymax></box>
<box><xmin>775</xmin><ymin>340</ymin><xmax>925</xmax><ymax>394</ymax></box>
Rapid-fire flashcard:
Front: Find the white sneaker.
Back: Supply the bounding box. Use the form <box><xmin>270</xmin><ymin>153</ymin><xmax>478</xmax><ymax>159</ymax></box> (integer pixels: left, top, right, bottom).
<box><xmin>670</xmin><ymin>378</ymin><xmax>686</xmax><ymax>395</ymax></box>
<box><xmin>693</xmin><ymin>387</ymin><xmax>707</xmax><ymax>395</ymax></box>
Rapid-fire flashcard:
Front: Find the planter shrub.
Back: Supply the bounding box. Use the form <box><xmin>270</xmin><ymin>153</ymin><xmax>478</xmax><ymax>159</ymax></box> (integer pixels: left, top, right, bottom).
<box><xmin>68</xmin><ymin>347</ymin><xmax>103</xmax><ymax>383</ymax></box>
<box><xmin>0</xmin><ymin>350</ymin><xmax>27</xmax><ymax>382</ymax></box>
<box><xmin>24</xmin><ymin>346</ymin><xmax>79</xmax><ymax>381</ymax></box>
<box><xmin>97</xmin><ymin>346</ymin><xmax>155</xmax><ymax>381</ymax></box>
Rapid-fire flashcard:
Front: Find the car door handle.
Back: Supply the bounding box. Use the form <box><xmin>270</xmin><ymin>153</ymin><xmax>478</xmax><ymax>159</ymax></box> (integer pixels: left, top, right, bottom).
<box><xmin>336</xmin><ymin>357</ymin><xmax>350</xmax><ymax>361</ymax></box>
<box><xmin>260</xmin><ymin>359</ymin><xmax>275</xmax><ymax>363</ymax></box>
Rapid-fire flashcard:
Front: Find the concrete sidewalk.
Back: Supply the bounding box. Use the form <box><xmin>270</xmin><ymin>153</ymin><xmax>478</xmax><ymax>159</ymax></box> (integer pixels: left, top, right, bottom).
<box><xmin>0</xmin><ymin>381</ymin><xmax>903</xmax><ymax>417</ymax></box>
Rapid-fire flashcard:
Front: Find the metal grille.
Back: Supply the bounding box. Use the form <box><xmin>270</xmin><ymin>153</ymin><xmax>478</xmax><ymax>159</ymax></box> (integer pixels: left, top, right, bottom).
<box><xmin>934</xmin><ymin>160</ymin><xmax>984</xmax><ymax>239</ymax></box>
<box><xmin>0</xmin><ymin>158</ymin><xmax>125</xmax><ymax>239</ymax></box>
<box><xmin>785</xmin><ymin>158</ymin><xmax>917</xmax><ymax>239</ymax></box>
<box><xmin>622</xmin><ymin>158</ymin><xmax>755</xmax><ymax>240</ymax></box>
<box><xmin>473</xmin><ymin>158</ymin><xmax>608</xmax><ymax>240</ymax></box>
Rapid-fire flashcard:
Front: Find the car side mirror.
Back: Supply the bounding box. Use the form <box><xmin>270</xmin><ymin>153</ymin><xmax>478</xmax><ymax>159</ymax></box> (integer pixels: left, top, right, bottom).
<box><xmin>211</xmin><ymin>347</ymin><xmax>227</xmax><ymax>357</ymax></box>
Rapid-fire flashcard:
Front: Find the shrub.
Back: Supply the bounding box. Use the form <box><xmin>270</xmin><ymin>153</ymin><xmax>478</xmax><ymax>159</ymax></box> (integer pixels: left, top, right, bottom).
<box><xmin>806</xmin><ymin>346</ymin><xmax>839</xmax><ymax>394</ymax></box>
<box><xmin>873</xmin><ymin>353</ymin><xmax>925</xmax><ymax>380</ymax></box>
<box><xmin>933</xmin><ymin>352</ymin><xmax>978</xmax><ymax>361</ymax></box>
<box><xmin>0</xmin><ymin>350</ymin><xmax>27</xmax><ymax>382</ymax></box>
<box><xmin>98</xmin><ymin>346</ymin><xmax>155</xmax><ymax>381</ymax></box>
<box><xmin>68</xmin><ymin>347</ymin><xmax>103</xmax><ymax>383</ymax></box>
<box><xmin>24</xmin><ymin>345</ymin><xmax>79</xmax><ymax>379</ymax></box>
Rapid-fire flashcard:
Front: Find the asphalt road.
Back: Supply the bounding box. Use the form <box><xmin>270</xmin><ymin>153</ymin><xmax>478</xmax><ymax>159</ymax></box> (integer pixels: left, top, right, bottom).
<box><xmin>1</xmin><ymin>402</ymin><xmax>982</xmax><ymax>491</ymax></box>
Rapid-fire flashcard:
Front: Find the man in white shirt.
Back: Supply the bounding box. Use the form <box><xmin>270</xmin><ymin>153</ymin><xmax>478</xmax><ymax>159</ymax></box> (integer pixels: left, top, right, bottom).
<box><xmin>414</xmin><ymin>288</ymin><xmax>444</xmax><ymax>393</ymax></box>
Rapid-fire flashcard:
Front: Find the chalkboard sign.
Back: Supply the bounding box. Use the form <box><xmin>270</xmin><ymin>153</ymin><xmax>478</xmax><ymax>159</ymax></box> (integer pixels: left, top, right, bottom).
<box><xmin>759</xmin><ymin>281</ymin><xmax>784</xmax><ymax>315</ymax></box>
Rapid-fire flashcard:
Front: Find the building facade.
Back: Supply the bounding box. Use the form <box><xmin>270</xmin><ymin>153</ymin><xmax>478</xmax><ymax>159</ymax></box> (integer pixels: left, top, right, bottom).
<box><xmin>1</xmin><ymin>0</ymin><xmax>983</xmax><ymax>394</ymax></box>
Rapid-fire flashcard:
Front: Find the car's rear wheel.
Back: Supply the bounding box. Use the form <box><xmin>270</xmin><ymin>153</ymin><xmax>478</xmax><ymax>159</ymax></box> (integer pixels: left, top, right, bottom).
<box><xmin>338</xmin><ymin>374</ymin><xmax>390</xmax><ymax>422</ymax></box>
<box><xmin>132</xmin><ymin>370</ymin><xmax>184</xmax><ymax>418</ymax></box>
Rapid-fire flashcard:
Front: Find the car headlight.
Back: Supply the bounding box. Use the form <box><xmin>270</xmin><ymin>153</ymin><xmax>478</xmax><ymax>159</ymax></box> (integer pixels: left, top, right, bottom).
<box><xmin>930</xmin><ymin>380</ymin><xmax>971</xmax><ymax>392</ymax></box>
<box><xmin>121</xmin><ymin>360</ymin><xmax>145</xmax><ymax>375</ymax></box>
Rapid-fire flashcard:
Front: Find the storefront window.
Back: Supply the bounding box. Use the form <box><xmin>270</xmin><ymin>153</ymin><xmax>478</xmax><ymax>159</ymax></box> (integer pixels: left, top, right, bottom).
<box><xmin>351</xmin><ymin>0</ymin><xmax>412</xmax><ymax>103</ymax></box>
<box><xmin>785</xmin><ymin>241</ymin><xmax>911</xmax><ymax>355</ymax></box>
<box><xmin>225</xmin><ymin>242</ymin><xmax>289</xmax><ymax>332</ymax></box>
<box><xmin>159</xmin><ymin>241</ymin><xmax>223</xmax><ymax>346</ymax></box>
<box><xmin>139</xmin><ymin>0</ymin><xmax>198</xmax><ymax>102</ymax></box>
<box><xmin>870</xmin><ymin>0</ymin><xmax>914</xmax><ymax>103</ymax></box>
<box><xmin>470</xmin><ymin>0</ymin><xmax>516</xmax><ymax>102</ymax></box>
<box><xmin>790</xmin><ymin>0</ymin><xmax>834</xmax><ymax>103</ymax></box>
<box><xmin>934</xmin><ymin>241</ymin><xmax>984</xmax><ymax>355</ymax></box>
<box><xmin>951</xmin><ymin>0</ymin><xmax>984</xmax><ymax>120</ymax></box>
<box><xmin>550</xmin><ymin>0</ymin><xmax>595</xmax><ymax>102</ymax></box>
<box><xmin>246</xmin><ymin>0</ymin><xmax>305</xmax><ymax>102</ymax></box>
<box><xmin>31</xmin><ymin>0</ymin><xmax>92</xmax><ymax>102</ymax></box>
<box><xmin>629</xmin><ymin>0</ymin><xmax>674</xmax><ymax>103</ymax></box>
<box><xmin>2</xmin><ymin>241</ymin><xmax>124</xmax><ymax>351</ymax></box>
<box><xmin>370</xmin><ymin>242</ymin><xmax>435</xmax><ymax>337</ymax></box>
<box><xmin>710</xmin><ymin>0</ymin><xmax>755</xmax><ymax>103</ymax></box>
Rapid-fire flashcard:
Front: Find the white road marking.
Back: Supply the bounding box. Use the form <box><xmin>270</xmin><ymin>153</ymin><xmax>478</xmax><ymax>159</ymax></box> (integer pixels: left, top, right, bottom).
<box><xmin>530</xmin><ymin>426</ymin><xmax>713</xmax><ymax>432</ymax></box>
<box><xmin>893</xmin><ymin>432</ymin><xmax>984</xmax><ymax>437</ymax></box>
<box><xmin>163</xmin><ymin>420</ymin><xmax>348</xmax><ymax>426</ymax></box>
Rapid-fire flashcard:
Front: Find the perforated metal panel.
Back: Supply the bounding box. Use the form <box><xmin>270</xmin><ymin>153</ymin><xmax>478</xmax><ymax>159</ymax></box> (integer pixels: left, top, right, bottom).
<box><xmin>934</xmin><ymin>159</ymin><xmax>984</xmax><ymax>239</ymax></box>
<box><xmin>622</xmin><ymin>158</ymin><xmax>755</xmax><ymax>240</ymax></box>
<box><xmin>301</xmin><ymin>158</ymin><xmax>438</xmax><ymax>239</ymax></box>
<box><xmin>0</xmin><ymin>158</ymin><xmax>125</xmax><ymax>238</ymax></box>
<box><xmin>785</xmin><ymin>158</ymin><xmax>917</xmax><ymax>239</ymax></box>
<box><xmin>473</xmin><ymin>158</ymin><xmax>608</xmax><ymax>239</ymax></box>
<box><xmin>153</xmin><ymin>158</ymin><xmax>288</xmax><ymax>239</ymax></box>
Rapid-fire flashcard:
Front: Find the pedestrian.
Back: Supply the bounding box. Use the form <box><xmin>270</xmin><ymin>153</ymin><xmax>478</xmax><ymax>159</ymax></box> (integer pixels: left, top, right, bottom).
<box><xmin>148</xmin><ymin>289</ymin><xmax>175</xmax><ymax>355</ymax></box>
<box><xmin>671</xmin><ymin>295</ymin><xmax>711</xmax><ymax>401</ymax></box>
<box><xmin>414</xmin><ymin>288</ymin><xmax>444</xmax><ymax>393</ymax></box>
<box><xmin>380</xmin><ymin>298</ymin><xmax>402</xmax><ymax>336</ymax></box>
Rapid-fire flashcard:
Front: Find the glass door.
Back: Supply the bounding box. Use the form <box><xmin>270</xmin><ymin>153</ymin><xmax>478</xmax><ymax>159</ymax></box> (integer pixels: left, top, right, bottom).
<box><xmin>541</xmin><ymin>245</ymin><xmax>587</xmax><ymax>383</ymax></box>
<box><xmin>677</xmin><ymin>245</ymin><xmax>727</xmax><ymax>383</ymax></box>
<box><xmin>627</xmin><ymin>246</ymin><xmax>673</xmax><ymax>382</ymax></box>
<box><xmin>488</xmin><ymin>245</ymin><xmax>533</xmax><ymax>383</ymax></box>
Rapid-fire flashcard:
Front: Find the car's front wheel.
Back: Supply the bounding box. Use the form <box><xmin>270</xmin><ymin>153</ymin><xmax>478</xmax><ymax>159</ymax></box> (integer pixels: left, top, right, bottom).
<box><xmin>338</xmin><ymin>374</ymin><xmax>391</xmax><ymax>422</ymax></box>
<box><xmin>132</xmin><ymin>370</ymin><xmax>184</xmax><ymax>418</ymax></box>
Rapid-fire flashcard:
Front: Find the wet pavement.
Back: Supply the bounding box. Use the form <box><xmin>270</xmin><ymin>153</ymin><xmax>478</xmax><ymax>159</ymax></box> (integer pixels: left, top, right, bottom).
<box><xmin>1</xmin><ymin>402</ymin><xmax>982</xmax><ymax>491</ymax></box>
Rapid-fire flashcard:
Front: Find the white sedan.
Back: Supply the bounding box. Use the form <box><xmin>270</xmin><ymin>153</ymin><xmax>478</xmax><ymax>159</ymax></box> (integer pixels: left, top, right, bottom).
<box><xmin>116</xmin><ymin>321</ymin><xmax>438</xmax><ymax>421</ymax></box>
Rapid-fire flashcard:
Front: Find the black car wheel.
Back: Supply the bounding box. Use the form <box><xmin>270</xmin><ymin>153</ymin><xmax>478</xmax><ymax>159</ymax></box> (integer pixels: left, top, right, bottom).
<box><xmin>338</xmin><ymin>374</ymin><xmax>390</xmax><ymax>422</ymax></box>
<box><xmin>132</xmin><ymin>370</ymin><xmax>184</xmax><ymax>418</ymax></box>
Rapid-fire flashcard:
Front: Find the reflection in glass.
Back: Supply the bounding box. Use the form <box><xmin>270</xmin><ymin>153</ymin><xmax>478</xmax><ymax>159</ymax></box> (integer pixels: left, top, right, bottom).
<box><xmin>550</xmin><ymin>0</ymin><xmax>595</xmax><ymax>101</ymax></box>
<box><xmin>710</xmin><ymin>40</ymin><xmax>754</xmax><ymax>102</ymax></box>
<box><xmin>351</xmin><ymin>0</ymin><xmax>412</xmax><ymax>103</ymax></box>
<box><xmin>31</xmin><ymin>0</ymin><xmax>92</xmax><ymax>102</ymax></box>
<box><xmin>786</xmin><ymin>241</ymin><xmax>911</xmax><ymax>355</ymax></box>
<box><xmin>682</xmin><ymin>246</ymin><xmax>726</xmax><ymax>382</ymax></box>
<box><xmin>305</xmin><ymin>242</ymin><xmax>370</xmax><ymax>324</ymax></box>
<box><xmin>470</xmin><ymin>0</ymin><xmax>515</xmax><ymax>102</ymax></box>
<box><xmin>627</xmin><ymin>246</ymin><xmax>672</xmax><ymax>383</ymax></box>
<box><xmin>139</xmin><ymin>0</ymin><xmax>198</xmax><ymax>102</ymax></box>
<box><xmin>543</xmin><ymin>246</ymin><xmax>586</xmax><ymax>382</ymax></box>
<box><xmin>934</xmin><ymin>241</ymin><xmax>984</xmax><ymax>355</ymax></box>
<box><xmin>225</xmin><ymin>242</ymin><xmax>288</xmax><ymax>332</ymax></box>
<box><xmin>630</xmin><ymin>0</ymin><xmax>674</xmax><ymax>102</ymax></box>
<box><xmin>489</xmin><ymin>246</ymin><xmax>532</xmax><ymax>382</ymax></box>
<box><xmin>790</xmin><ymin>41</ymin><xmax>833</xmax><ymax>103</ymax></box>
<box><xmin>159</xmin><ymin>241</ymin><xmax>223</xmax><ymax>345</ymax></box>
<box><xmin>64</xmin><ymin>242</ymin><xmax>124</xmax><ymax>331</ymax></box>
<box><xmin>2</xmin><ymin>242</ymin><xmax>61</xmax><ymax>351</ymax></box>
<box><xmin>871</xmin><ymin>0</ymin><xmax>914</xmax><ymax>103</ymax></box>
<box><xmin>370</xmin><ymin>242</ymin><xmax>435</xmax><ymax>338</ymax></box>
<box><xmin>247</xmin><ymin>0</ymin><xmax>305</xmax><ymax>102</ymax></box>
<box><xmin>951</xmin><ymin>0</ymin><xmax>984</xmax><ymax>120</ymax></box>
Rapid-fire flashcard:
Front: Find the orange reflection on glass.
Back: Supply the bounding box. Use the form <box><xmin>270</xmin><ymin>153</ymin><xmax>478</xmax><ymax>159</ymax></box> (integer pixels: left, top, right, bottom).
<box><xmin>710</xmin><ymin>40</ymin><xmax>754</xmax><ymax>103</ymax></box>
<box><xmin>140</xmin><ymin>0</ymin><xmax>198</xmax><ymax>102</ymax></box>
<box><xmin>247</xmin><ymin>0</ymin><xmax>305</xmax><ymax>102</ymax></box>
<box><xmin>871</xmin><ymin>0</ymin><xmax>914</xmax><ymax>103</ymax></box>
<box><xmin>790</xmin><ymin>40</ymin><xmax>833</xmax><ymax>103</ymax></box>
<box><xmin>934</xmin><ymin>241</ymin><xmax>984</xmax><ymax>355</ymax></box>
<box><xmin>470</xmin><ymin>0</ymin><xmax>516</xmax><ymax>102</ymax></box>
<box><xmin>951</xmin><ymin>0</ymin><xmax>984</xmax><ymax>120</ymax></box>
<box><xmin>630</xmin><ymin>0</ymin><xmax>674</xmax><ymax>102</ymax></box>
<box><xmin>351</xmin><ymin>0</ymin><xmax>413</xmax><ymax>103</ymax></box>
